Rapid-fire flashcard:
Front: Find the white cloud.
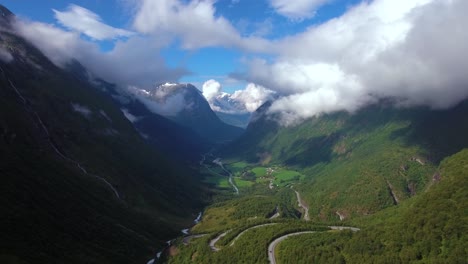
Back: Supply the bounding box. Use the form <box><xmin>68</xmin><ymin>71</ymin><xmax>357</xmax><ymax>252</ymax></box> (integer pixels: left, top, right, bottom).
<box><xmin>241</xmin><ymin>0</ymin><xmax>468</xmax><ymax>125</ymax></box>
<box><xmin>231</xmin><ymin>83</ymin><xmax>275</xmax><ymax>112</ymax></box>
<box><xmin>14</xmin><ymin>19</ymin><xmax>91</xmax><ymax>66</ymax></box>
<box><xmin>269</xmin><ymin>0</ymin><xmax>331</xmax><ymax>20</ymax></box>
<box><xmin>54</xmin><ymin>4</ymin><xmax>135</xmax><ymax>40</ymax></box>
<box><xmin>0</xmin><ymin>46</ymin><xmax>13</xmax><ymax>62</ymax></box>
<box><xmin>121</xmin><ymin>108</ymin><xmax>140</xmax><ymax>123</ymax></box>
<box><xmin>202</xmin><ymin>79</ymin><xmax>223</xmax><ymax>101</ymax></box>
<box><xmin>125</xmin><ymin>83</ymin><xmax>189</xmax><ymax>117</ymax></box>
<box><xmin>13</xmin><ymin>17</ymin><xmax>185</xmax><ymax>88</ymax></box>
<box><xmin>10</xmin><ymin>0</ymin><xmax>468</xmax><ymax>128</ymax></box>
<box><xmin>201</xmin><ymin>79</ymin><xmax>275</xmax><ymax>113</ymax></box>
<box><xmin>131</xmin><ymin>0</ymin><xmax>271</xmax><ymax>51</ymax></box>
<box><xmin>71</xmin><ymin>103</ymin><xmax>93</xmax><ymax>118</ymax></box>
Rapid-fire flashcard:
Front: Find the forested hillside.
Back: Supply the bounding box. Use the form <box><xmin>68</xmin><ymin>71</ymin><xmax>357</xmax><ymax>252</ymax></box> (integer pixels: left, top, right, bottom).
<box><xmin>0</xmin><ymin>11</ymin><xmax>205</xmax><ymax>263</ymax></box>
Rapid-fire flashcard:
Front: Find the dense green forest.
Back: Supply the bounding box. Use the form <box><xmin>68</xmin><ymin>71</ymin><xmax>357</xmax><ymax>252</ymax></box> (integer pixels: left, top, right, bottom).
<box><xmin>276</xmin><ymin>149</ymin><xmax>468</xmax><ymax>263</ymax></box>
<box><xmin>167</xmin><ymin>149</ymin><xmax>467</xmax><ymax>263</ymax></box>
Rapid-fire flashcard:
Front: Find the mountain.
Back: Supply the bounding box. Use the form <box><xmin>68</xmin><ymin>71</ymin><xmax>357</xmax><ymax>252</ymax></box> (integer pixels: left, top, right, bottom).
<box><xmin>203</xmin><ymin>83</ymin><xmax>275</xmax><ymax>128</ymax></box>
<box><xmin>128</xmin><ymin>83</ymin><xmax>244</xmax><ymax>143</ymax></box>
<box><xmin>223</xmin><ymin>99</ymin><xmax>468</xmax><ymax>220</ymax></box>
<box><xmin>64</xmin><ymin>63</ymin><xmax>209</xmax><ymax>162</ymax></box>
<box><xmin>0</xmin><ymin>8</ymin><xmax>205</xmax><ymax>263</ymax></box>
<box><xmin>267</xmin><ymin>148</ymin><xmax>468</xmax><ymax>263</ymax></box>
<box><xmin>215</xmin><ymin>111</ymin><xmax>251</xmax><ymax>128</ymax></box>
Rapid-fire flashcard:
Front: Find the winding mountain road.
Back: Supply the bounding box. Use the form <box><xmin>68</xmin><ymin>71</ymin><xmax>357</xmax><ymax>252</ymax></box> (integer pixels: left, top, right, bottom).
<box><xmin>209</xmin><ymin>230</ymin><xmax>230</xmax><ymax>251</ymax></box>
<box><xmin>268</xmin><ymin>231</ymin><xmax>316</xmax><ymax>264</ymax></box>
<box><xmin>268</xmin><ymin>226</ymin><xmax>360</xmax><ymax>264</ymax></box>
<box><xmin>294</xmin><ymin>190</ymin><xmax>309</xmax><ymax>221</ymax></box>
<box><xmin>213</xmin><ymin>158</ymin><xmax>239</xmax><ymax>194</ymax></box>
<box><xmin>230</xmin><ymin>223</ymin><xmax>278</xmax><ymax>246</ymax></box>
<box><xmin>200</xmin><ymin>154</ymin><xmax>239</xmax><ymax>194</ymax></box>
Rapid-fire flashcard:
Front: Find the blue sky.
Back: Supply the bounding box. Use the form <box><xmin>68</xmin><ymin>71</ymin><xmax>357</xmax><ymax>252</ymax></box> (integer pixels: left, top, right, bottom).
<box><xmin>5</xmin><ymin>0</ymin><xmax>467</xmax><ymax>124</ymax></box>
<box><xmin>3</xmin><ymin>0</ymin><xmax>359</xmax><ymax>93</ymax></box>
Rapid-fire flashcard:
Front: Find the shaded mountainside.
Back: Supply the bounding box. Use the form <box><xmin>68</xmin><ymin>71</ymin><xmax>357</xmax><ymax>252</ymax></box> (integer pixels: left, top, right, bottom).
<box><xmin>224</xmin><ymin>100</ymin><xmax>468</xmax><ymax>220</ymax></box>
<box><xmin>0</xmin><ymin>10</ymin><xmax>205</xmax><ymax>264</ymax></box>
<box><xmin>64</xmin><ymin>65</ymin><xmax>210</xmax><ymax>162</ymax></box>
<box><xmin>215</xmin><ymin>111</ymin><xmax>251</xmax><ymax>128</ymax></box>
<box><xmin>143</xmin><ymin>83</ymin><xmax>244</xmax><ymax>143</ymax></box>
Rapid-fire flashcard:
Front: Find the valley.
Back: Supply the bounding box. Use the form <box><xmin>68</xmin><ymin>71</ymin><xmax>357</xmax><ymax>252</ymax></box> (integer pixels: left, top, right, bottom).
<box><xmin>1</xmin><ymin>2</ymin><xmax>467</xmax><ymax>264</ymax></box>
<box><xmin>155</xmin><ymin>99</ymin><xmax>468</xmax><ymax>263</ymax></box>
<box><xmin>158</xmin><ymin>145</ymin><xmax>467</xmax><ymax>263</ymax></box>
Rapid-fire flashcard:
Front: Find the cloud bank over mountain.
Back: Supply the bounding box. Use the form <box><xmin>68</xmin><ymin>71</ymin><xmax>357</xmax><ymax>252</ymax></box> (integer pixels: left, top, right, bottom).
<box><xmin>202</xmin><ymin>79</ymin><xmax>274</xmax><ymax>114</ymax></box>
<box><xmin>242</xmin><ymin>0</ymin><xmax>468</xmax><ymax>125</ymax></box>
<box><xmin>11</xmin><ymin>0</ymin><xmax>468</xmax><ymax>125</ymax></box>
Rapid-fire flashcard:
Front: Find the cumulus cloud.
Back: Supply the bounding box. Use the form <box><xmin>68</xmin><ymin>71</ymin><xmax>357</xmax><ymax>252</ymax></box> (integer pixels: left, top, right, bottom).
<box><xmin>54</xmin><ymin>4</ymin><xmax>135</xmax><ymax>40</ymax></box>
<box><xmin>131</xmin><ymin>0</ymin><xmax>271</xmax><ymax>51</ymax></box>
<box><xmin>128</xmin><ymin>85</ymin><xmax>187</xmax><ymax>117</ymax></box>
<box><xmin>14</xmin><ymin>19</ymin><xmax>91</xmax><ymax>66</ymax></box>
<box><xmin>269</xmin><ymin>0</ymin><xmax>331</xmax><ymax>20</ymax></box>
<box><xmin>9</xmin><ymin>0</ymin><xmax>468</xmax><ymax>128</ymax></box>
<box><xmin>231</xmin><ymin>83</ymin><xmax>276</xmax><ymax>112</ymax></box>
<box><xmin>0</xmin><ymin>46</ymin><xmax>13</xmax><ymax>62</ymax></box>
<box><xmin>13</xmin><ymin>16</ymin><xmax>186</xmax><ymax>87</ymax></box>
<box><xmin>201</xmin><ymin>79</ymin><xmax>275</xmax><ymax>113</ymax></box>
<box><xmin>202</xmin><ymin>79</ymin><xmax>223</xmax><ymax>101</ymax></box>
<box><xmin>241</xmin><ymin>0</ymin><xmax>468</xmax><ymax>125</ymax></box>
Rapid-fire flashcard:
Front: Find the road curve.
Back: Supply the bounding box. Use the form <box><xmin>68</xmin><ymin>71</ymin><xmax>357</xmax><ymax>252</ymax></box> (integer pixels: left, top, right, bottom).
<box><xmin>268</xmin><ymin>226</ymin><xmax>360</xmax><ymax>264</ymax></box>
<box><xmin>268</xmin><ymin>231</ymin><xmax>316</xmax><ymax>264</ymax></box>
<box><xmin>230</xmin><ymin>223</ymin><xmax>278</xmax><ymax>246</ymax></box>
<box><xmin>209</xmin><ymin>230</ymin><xmax>230</xmax><ymax>251</ymax></box>
<box><xmin>294</xmin><ymin>190</ymin><xmax>309</xmax><ymax>221</ymax></box>
<box><xmin>214</xmin><ymin>158</ymin><xmax>239</xmax><ymax>194</ymax></box>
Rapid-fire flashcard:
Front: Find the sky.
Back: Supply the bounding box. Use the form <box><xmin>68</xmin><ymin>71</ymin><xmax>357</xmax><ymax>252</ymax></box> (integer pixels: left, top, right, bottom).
<box><xmin>2</xmin><ymin>0</ymin><xmax>360</xmax><ymax>92</ymax></box>
<box><xmin>3</xmin><ymin>0</ymin><xmax>468</xmax><ymax>125</ymax></box>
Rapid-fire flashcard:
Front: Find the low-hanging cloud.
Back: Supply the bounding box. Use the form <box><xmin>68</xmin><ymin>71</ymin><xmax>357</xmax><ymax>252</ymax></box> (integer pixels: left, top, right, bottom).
<box><xmin>54</xmin><ymin>4</ymin><xmax>135</xmax><ymax>40</ymax></box>
<box><xmin>231</xmin><ymin>83</ymin><xmax>276</xmax><ymax>112</ymax></box>
<box><xmin>8</xmin><ymin>0</ymin><xmax>468</xmax><ymax>128</ymax></box>
<box><xmin>127</xmin><ymin>84</ymin><xmax>187</xmax><ymax>117</ymax></box>
<box><xmin>241</xmin><ymin>0</ymin><xmax>468</xmax><ymax>125</ymax></box>
<box><xmin>13</xmin><ymin>14</ymin><xmax>186</xmax><ymax>88</ymax></box>
<box><xmin>202</xmin><ymin>79</ymin><xmax>275</xmax><ymax>113</ymax></box>
<box><xmin>0</xmin><ymin>46</ymin><xmax>13</xmax><ymax>62</ymax></box>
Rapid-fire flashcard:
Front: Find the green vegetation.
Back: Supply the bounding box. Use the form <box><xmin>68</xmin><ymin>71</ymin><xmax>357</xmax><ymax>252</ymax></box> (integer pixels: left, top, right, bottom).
<box><xmin>251</xmin><ymin>166</ymin><xmax>267</xmax><ymax>177</ymax></box>
<box><xmin>274</xmin><ymin>149</ymin><xmax>468</xmax><ymax>263</ymax></box>
<box><xmin>167</xmin><ymin>102</ymin><xmax>468</xmax><ymax>263</ymax></box>
<box><xmin>3</xmin><ymin>7</ymin><xmax>468</xmax><ymax>263</ymax></box>
<box><xmin>0</xmin><ymin>30</ymin><xmax>205</xmax><ymax>263</ymax></box>
<box><xmin>273</xmin><ymin>169</ymin><xmax>302</xmax><ymax>186</ymax></box>
<box><xmin>223</xmin><ymin>102</ymin><xmax>468</xmax><ymax>221</ymax></box>
<box><xmin>169</xmin><ymin>222</ymin><xmax>329</xmax><ymax>264</ymax></box>
<box><xmin>167</xmin><ymin>149</ymin><xmax>467</xmax><ymax>263</ymax></box>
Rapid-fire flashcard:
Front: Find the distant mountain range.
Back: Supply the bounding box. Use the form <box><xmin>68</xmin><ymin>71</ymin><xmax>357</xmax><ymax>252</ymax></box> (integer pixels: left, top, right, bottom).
<box><xmin>125</xmin><ymin>83</ymin><xmax>244</xmax><ymax>143</ymax></box>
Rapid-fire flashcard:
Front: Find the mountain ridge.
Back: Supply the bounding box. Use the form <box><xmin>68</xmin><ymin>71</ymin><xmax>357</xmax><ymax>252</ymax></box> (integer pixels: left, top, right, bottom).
<box><xmin>127</xmin><ymin>82</ymin><xmax>244</xmax><ymax>143</ymax></box>
<box><xmin>0</xmin><ymin>8</ymin><xmax>206</xmax><ymax>263</ymax></box>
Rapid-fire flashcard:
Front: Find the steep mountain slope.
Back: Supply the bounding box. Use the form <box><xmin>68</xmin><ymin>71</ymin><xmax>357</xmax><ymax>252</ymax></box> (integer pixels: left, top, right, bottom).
<box><xmin>215</xmin><ymin>111</ymin><xmax>251</xmax><ymax>128</ymax></box>
<box><xmin>276</xmin><ymin>148</ymin><xmax>468</xmax><ymax>263</ymax></box>
<box><xmin>64</xmin><ymin>65</ymin><xmax>209</xmax><ymax>162</ymax></box>
<box><xmin>130</xmin><ymin>83</ymin><xmax>244</xmax><ymax>143</ymax></box>
<box><xmin>224</xmin><ymin>100</ymin><xmax>468</xmax><ymax>220</ymax></box>
<box><xmin>0</xmin><ymin>8</ymin><xmax>204</xmax><ymax>263</ymax></box>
